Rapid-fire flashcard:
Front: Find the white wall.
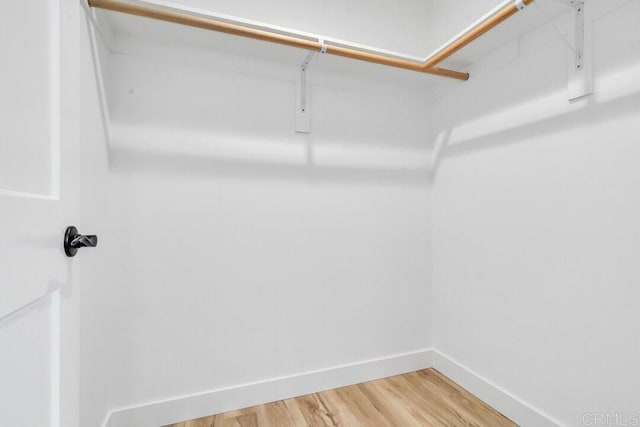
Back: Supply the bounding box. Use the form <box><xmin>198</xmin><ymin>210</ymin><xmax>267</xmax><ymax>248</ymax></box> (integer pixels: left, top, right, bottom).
<box><xmin>80</xmin><ymin>7</ymin><xmax>129</xmax><ymax>427</ymax></box>
<box><xmin>80</xmin><ymin>2</ymin><xmax>435</xmax><ymax>426</ymax></box>
<box><xmin>81</xmin><ymin>1</ymin><xmax>640</xmax><ymax>425</ymax></box>
<box><xmin>432</xmin><ymin>2</ymin><xmax>640</xmax><ymax>426</ymax></box>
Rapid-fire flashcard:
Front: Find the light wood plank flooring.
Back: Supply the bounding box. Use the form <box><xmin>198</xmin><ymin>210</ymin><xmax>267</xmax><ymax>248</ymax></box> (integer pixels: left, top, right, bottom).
<box><xmin>166</xmin><ymin>369</ymin><xmax>516</xmax><ymax>427</ymax></box>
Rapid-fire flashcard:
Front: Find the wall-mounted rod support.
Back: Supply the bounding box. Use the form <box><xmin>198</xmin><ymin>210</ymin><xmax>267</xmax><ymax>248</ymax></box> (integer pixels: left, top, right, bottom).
<box><xmin>573</xmin><ymin>1</ymin><xmax>585</xmax><ymax>70</ymax></box>
<box><xmin>88</xmin><ymin>0</ymin><xmax>535</xmax><ymax>81</ymax></box>
<box><xmin>300</xmin><ymin>51</ymin><xmax>317</xmax><ymax>114</ymax></box>
<box><xmin>296</xmin><ymin>50</ymin><xmax>318</xmax><ymax>134</ymax></box>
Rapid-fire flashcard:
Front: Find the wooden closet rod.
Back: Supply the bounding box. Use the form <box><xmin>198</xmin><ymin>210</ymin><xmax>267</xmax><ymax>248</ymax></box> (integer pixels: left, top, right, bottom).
<box><xmin>87</xmin><ymin>0</ymin><xmax>534</xmax><ymax>81</ymax></box>
<box><xmin>422</xmin><ymin>0</ymin><xmax>535</xmax><ymax>69</ymax></box>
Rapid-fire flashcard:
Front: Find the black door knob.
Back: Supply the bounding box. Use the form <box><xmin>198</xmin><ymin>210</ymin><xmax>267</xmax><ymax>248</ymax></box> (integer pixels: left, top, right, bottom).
<box><xmin>64</xmin><ymin>226</ymin><xmax>98</xmax><ymax>257</ymax></box>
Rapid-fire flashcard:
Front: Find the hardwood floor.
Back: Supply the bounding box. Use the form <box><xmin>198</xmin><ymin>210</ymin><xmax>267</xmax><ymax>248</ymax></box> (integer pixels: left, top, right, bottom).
<box><xmin>166</xmin><ymin>369</ymin><xmax>516</xmax><ymax>427</ymax></box>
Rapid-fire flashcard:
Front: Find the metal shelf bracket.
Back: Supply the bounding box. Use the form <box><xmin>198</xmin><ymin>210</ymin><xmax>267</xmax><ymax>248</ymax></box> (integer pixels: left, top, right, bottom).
<box><xmin>567</xmin><ymin>0</ymin><xmax>592</xmax><ymax>102</ymax></box>
<box><xmin>296</xmin><ymin>40</ymin><xmax>326</xmax><ymax>133</ymax></box>
<box><xmin>537</xmin><ymin>0</ymin><xmax>591</xmax><ymax>102</ymax></box>
<box><xmin>572</xmin><ymin>1</ymin><xmax>585</xmax><ymax>71</ymax></box>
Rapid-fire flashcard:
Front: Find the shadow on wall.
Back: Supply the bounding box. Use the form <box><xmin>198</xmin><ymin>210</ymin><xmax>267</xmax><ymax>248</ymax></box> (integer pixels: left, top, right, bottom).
<box><xmin>85</xmin><ymin>16</ymin><xmax>434</xmax><ymax>186</ymax></box>
<box><xmin>430</xmin><ymin>56</ymin><xmax>640</xmax><ymax>180</ymax></box>
<box><xmin>439</xmin><ymin>88</ymin><xmax>640</xmax><ymax>164</ymax></box>
<box><xmin>107</xmin><ymin>123</ymin><xmax>432</xmax><ymax>186</ymax></box>
<box><xmin>430</xmin><ymin>0</ymin><xmax>640</xmax><ymax>179</ymax></box>
<box><xmin>109</xmin><ymin>147</ymin><xmax>432</xmax><ymax>186</ymax></box>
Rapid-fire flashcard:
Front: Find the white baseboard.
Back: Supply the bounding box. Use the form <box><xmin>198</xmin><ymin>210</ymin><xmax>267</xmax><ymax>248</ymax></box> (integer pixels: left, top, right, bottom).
<box><xmin>105</xmin><ymin>349</ymin><xmax>562</xmax><ymax>427</ymax></box>
<box><xmin>430</xmin><ymin>350</ymin><xmax>565</xmax><ymax>427</ymax></box>
<box><xmin>105</xmin><ymin>349</ymin><xmax>434</xmax><ymax>427</ymax></box>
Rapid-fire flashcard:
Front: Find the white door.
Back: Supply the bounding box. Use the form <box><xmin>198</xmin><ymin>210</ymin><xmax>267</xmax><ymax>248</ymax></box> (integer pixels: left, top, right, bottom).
<box><xmin>0</xmin><ymin>0</ymin><xmax>80</xmax><ymax>426</ymax></box>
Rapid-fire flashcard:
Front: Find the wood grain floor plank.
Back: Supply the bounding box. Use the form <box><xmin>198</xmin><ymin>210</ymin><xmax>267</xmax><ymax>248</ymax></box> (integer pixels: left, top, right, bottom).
<box><xmin>184</xmin><ymin>416</ymin><xmax>214</xmax><ymax>427</ymax></box>
<box><xmin>213</xmin><ymin>408</ymin><xmax>258</xmax><ymax>427</ymax></box>
<box><xmin>169</xmin><ymin>369</ymin><xmax>517</xmax><ymax>427</ymax></box>
<box><xmin>385</xmin><ymin>372</ymin><xmax>458</xmax><ymax>426</ymax></box>
<box><xmin>318</xmin><ymin>385</ymin><xmax>394</xmax><ymax>427</ymax></box>
<box><xmin>283</xmin><ymin>393</ymin><xmax>337</xmax><ymax>426</ymax></box>
<box><xmin>256</xmin><ymin>401</ymin><xmax>298</xmax><ymax>427</ymax></box>
<box><xmin>357</xmin><ymin>379</ymin><xmax>431</xmax><ymax>426</ymax></box>
<box><xmin>404</xmin><ymin>371</ymin><xmax>487</xmax><ymax>427</ymax></box>
<box><xmin>410</xmin><ymin>369</ymin><xmax>514</xmax><ymax>427</ymax></box>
